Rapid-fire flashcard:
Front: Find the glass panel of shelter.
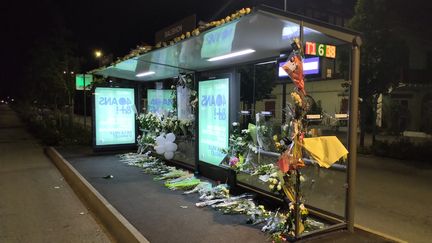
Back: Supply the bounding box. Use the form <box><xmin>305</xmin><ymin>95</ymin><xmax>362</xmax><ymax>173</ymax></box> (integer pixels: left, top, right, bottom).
<box><xmin>235</xmin><ymin>26</ymin><xmax>352</xmax><ymax>235</ymax></box>
<box><xmin>137</xmin><ymin>65</ymin><xmax>197</xmax><ymax>167</ymax></box>
<box><xmin>300</xmin><ymin>27</ymin><xmax>351</xmax><ymax>219</ymax></box>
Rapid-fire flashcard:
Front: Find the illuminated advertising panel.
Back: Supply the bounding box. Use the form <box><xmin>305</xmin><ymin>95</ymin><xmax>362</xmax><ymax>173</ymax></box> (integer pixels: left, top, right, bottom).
<box><xmin>94</xmin><ymin>87</ymin><xmax>136</xmax><ymax>146</ymax></box>
<box><xmin>147</xmin><ymin>89</ymin><xmax>174</xmax><ymax>115</ymax></box>
<box><xmin>198</xmin><ymin>78</ymin><xmax>229</xmax><ymax>165</ymax></box>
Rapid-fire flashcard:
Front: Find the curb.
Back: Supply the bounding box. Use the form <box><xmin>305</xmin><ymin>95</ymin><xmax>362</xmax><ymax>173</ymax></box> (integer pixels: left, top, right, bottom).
<box><xmin>45</xmin><ymin>147</ymin><xmax>149</xmax><ymax>243</ymax></box>
<box><xmin>354</xmin><ymin>224</ymin><xmax>408</xmax><ymax>243</ymax></box>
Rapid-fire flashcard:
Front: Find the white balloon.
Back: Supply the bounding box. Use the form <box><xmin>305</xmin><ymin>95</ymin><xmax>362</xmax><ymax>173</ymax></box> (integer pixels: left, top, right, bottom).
<box><xmin>164</xmin><ymin>151</ymin><xmax>174</xmax><ymax>160</ymax></box>
<box><xmin>166</xmin><ymin>133</ymin><xmax>176</xmax><ymax>143</ymax></box>
<box><xmin>165</xmin><ymin>143</ymin><xmax>178</xmax><ymax>152</ymax></box>
<box><xmin>154</xmin><ymin>146</ymin><xmax>165</xmax><ymax>155</ymax></box>
<box><xmin>155</xmin><ymin>136</ymin><xmax>165</xmax><ymax>145</ymax></box>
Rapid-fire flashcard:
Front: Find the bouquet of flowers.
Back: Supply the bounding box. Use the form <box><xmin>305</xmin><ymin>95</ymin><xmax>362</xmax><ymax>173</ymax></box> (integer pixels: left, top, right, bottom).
<box><xmin>165</xmin><ymin>177</ymin><xmax>201</xmax><ymax>190</ymax></box>
<box><xmin>256</xmin><ymin>115</ymin><xmax>274</xmax><ymax>151</ymax></box>
<box><xmin>179</xmin><ymin>119</ymin><xmax>194</xmax><ymax>137</ymax></box>
<box><xmin>161</xmin><ymin>116</ymin><xmax>194</xmax><ymax>137</ymax></box>
<box><xmin>222</xmin><ymin>123</ymin><xmax>253</xmax><ymax>171</ymax></box>
<box><xmin>137</xmin><ymin>112</ymin><xmax>162</xmax><ymax>133</ymax></box>
<box><xmin>154</xmin><ymin>168</ymin><xmax>189</xmax><ymax>181</ymax></box>
<box><xmin>161</xmin><ymin>116</ymin><xmax>182</xmax><ymax>135</ymax></box>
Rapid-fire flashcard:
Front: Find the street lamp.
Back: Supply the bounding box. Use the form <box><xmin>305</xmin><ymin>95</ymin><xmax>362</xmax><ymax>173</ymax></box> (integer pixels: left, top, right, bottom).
<box><xmin>94</xmin><ymin>50</ymin><xmax>102</xmax><ymax>58</ymax></box>
<box><xmin>94</xmin><ymin>49</ymin><xmax>104</xmax><ymax>68</ymax></box>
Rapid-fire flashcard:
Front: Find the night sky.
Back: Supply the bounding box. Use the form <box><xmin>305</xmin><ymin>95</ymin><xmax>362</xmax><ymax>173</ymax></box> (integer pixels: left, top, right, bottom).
<box><xmin>1</xmin><ymin>0</ymin><xmax>251</xmax><ymax>65</ymax></box>
<box><xmin>0</xmin><ymin>0</ymin><xmax>430</xmax><ymax>98</ymax></box>
<box><xmin>0</xmin><ymin>0</ymin><xmax>240</xmax><ymax>98</ymax></box>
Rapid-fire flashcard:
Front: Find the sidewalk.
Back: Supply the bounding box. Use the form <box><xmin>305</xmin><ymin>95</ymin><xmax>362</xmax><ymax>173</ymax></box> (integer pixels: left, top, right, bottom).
<box><xmin>0</xmin><ymin>104</ymin><xmax>110</xmax><ymax>243</ymax></box>
<box><xmin>56</xmin><ymin>146</ymin><xmax>391</xmax><ymax>243</ymax></box>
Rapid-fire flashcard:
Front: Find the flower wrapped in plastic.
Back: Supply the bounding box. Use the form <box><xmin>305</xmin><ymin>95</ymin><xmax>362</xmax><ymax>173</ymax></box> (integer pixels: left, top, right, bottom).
<box><xmin>165</xmin><ymin>177</ymin><xmax>201</xmax><ymax>190</ymax></box>
<box><xmin>137</xmin><ymin>112</ymin><xmax>162</xmax><ymax>133</ymax></box>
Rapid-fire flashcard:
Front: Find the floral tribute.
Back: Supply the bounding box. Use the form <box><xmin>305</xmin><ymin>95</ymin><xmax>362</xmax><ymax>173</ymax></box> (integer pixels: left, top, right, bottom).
<box><xmin>136</xmin><ymin>112</ymin><xmax>194</xmax><ymax>154</ymax></box>
<box><xmin>119</xmin><ymin>152</ymin><xmax>325</xmax><ymax>242</ymax></box>
<box><xmin>221</xmin><ymin>122</ymin><xmax>252</xmax><ymax>171</ymax></box>
<box><xmin>171</xmin><ymin>73</ymin><xmax>198</xmax><ymax>111</ymax></box>
<box><xmin>217</xmin><ymin>38</ymin><xmax>349</xmax><ymax>240</ymax></box>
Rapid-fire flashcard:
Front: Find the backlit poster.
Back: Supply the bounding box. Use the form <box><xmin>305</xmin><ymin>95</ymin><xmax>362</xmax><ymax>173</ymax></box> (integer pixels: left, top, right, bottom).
<box><xmin>198</xmin><ymin>78</ymin><xmax>229</xmax><ymax>165</ymax></box>
<box><xmin>147</xmin><ymin>89</ymin><xmax>174</xmax><ymax>116</ymax></box>
<box><xmin>94</xmin><ymin>87</ymin><xmax>136</xmax><ymax>146</ymax></box>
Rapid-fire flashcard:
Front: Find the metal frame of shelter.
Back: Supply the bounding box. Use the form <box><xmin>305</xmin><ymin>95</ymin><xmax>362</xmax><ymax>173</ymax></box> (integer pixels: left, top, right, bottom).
<box><xmin>92</xmin><ymin>5</ymin><xmax>361</xmax><ymax>239</ymax></box>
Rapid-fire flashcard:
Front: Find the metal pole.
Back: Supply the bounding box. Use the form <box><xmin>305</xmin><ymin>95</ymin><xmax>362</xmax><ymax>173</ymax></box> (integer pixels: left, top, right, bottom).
<box><xmin>294</xmin><ymin>169</ymin><xmax>301</xmax><ymax>238</ymax></box>
<box><xmin>194</xmin><ymin>73</ymin><xmax>200</xmax><ymax>176</ymax></box>
<box><xmin>282</xmin><ymin>83</ymin><xmax>286</xmax><ymax>123</ymax></box>
<box><xmin>346</xmin><ymin>40</ymin><xmax>360</xmax><ymax>232</ymax></box>
<box><xmin>294</xmin><ymin>20</ymin><xmax>304</xmax><ymax>239</ymax></box>
<box><xmin>252</xmin><ymin>65</ymin><xmax>256</xmax><ymax>115</ymax></box>
<box><xmin>83</xmin><ymin>75</ymin><xmax>87</xmax><ymax>128</ymax></box>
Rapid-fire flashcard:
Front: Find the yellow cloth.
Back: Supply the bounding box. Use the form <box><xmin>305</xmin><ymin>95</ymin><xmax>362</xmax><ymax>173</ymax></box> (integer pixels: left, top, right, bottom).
<box><xmin>302</xmin><ymin>136</ymin><xmax>348</xmax><ymax>168</ymax></box>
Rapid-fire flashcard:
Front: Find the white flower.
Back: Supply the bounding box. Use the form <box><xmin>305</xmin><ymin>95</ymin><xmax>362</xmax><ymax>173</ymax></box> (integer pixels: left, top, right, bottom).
<box><xmin>289</xmin><ymin>203</ymin><xmax>294</xmax><ymax>210</ymax></box>
<box><xmin>300</xmin><ymin>204</ymin><xmax>306</xmax><ymax>210</ymax></box>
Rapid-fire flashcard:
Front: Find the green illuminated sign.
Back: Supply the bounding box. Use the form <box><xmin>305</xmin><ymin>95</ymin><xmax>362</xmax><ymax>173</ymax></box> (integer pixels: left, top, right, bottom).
<box><xmin>94</xmin><ymin>87</ymin><xmax>136</xmax><ymax>146</ymax></box>
<box><xmin>198</xmin><ymin>78</ymin><xmax>229</xmax><ymax>165</ymax></box>
<box><xmin>201</xmin><ymin>22</ymin><xmax>237</xmax><ymax>58</ymax></box>
<box><xmin>75</xmin><ymin>74</ymin><xmax>93</xmax><ymax>90</ymax></box>
<box><xmin>147</xmin><ymin>89</ymin><xmax>174</xmax><ymax>115</ymax></box>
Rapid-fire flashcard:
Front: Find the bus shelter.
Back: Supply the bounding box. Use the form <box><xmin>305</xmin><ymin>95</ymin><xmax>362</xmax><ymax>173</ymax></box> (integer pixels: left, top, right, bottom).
<box><xmin>92</xmin><ymin>5</ymin><xmax>361</xmax><ymax>240</ymax></box>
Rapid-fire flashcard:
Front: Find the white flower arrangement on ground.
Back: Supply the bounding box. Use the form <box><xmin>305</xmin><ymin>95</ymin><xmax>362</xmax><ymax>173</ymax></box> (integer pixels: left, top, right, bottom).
<box><xmin>118</xmin><ymin>151</ymin><xmax>322</xmax><ymax>241</ymax></box>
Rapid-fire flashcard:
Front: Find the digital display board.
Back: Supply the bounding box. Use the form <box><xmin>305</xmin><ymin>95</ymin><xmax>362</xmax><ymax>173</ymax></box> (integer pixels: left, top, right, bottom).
<box><xmin>94</xmin><ymin>87</ymin><xmax>136</xmax><ymax>146</ymax></box>
<box><xmin>305</xmin><ymin>41</ymin><xmax>336</xmax><ymax>59</ymax></box>
<box><xmin>278</xmin><ymin>57</ymin><xmax>320</xmax><ymax>77</ymax></box>
<box><xmin>147</xmin><ymin>89</ymin><xmax>174</xmax><ymax>115</ymax></box>
<box><xmin>75</xmin><ymin>74</ymin><xmax>93</xmax><ymax>90</ymax></box>
<box><xmin>198</xmin><ymin>78</ymin><xmax>229</xmax><ymax>165</ymax></box>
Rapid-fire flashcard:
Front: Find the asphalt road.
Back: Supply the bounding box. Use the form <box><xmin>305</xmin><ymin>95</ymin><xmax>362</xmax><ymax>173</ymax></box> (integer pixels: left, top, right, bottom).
<box><xmin>355</xmin><ymin>154</ymin><xmax>432</xmax><ymax>243</ymax></box>
<box><xmin>302</xmin><ymin>153</ymin><xmax>432</xmax><ymax>243</ymax></box>
<box><xmin>0</xmin><ymin>104</ymin><xmax>111</xmax><ymax>243</ymax></box>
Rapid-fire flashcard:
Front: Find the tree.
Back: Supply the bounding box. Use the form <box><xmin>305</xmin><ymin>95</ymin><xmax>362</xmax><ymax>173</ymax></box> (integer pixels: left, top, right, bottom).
<box><xmin>22</xmin><ymin>20</ymin><xmax>81</xmax><ymax>129</ymax></box>
<box><xmin>24</xmin><ymin>35</ymin><xmax>79</xmax><ymax>108</ymax></box>
<box><xmin>348</xmin><ymin>0</ymin><xmax>409</xmax><ymax>146</ymax></box>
